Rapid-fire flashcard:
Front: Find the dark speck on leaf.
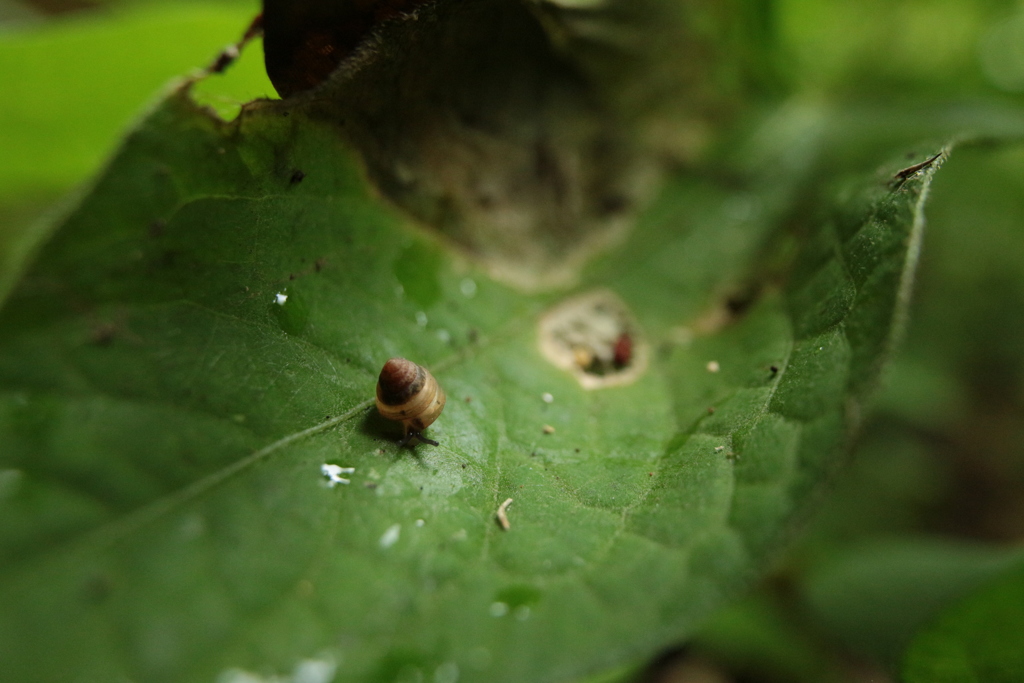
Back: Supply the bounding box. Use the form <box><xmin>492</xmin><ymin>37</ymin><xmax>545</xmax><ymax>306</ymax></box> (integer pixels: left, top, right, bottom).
<box><xmin>770</xmin><ymin>365</ymin><xmax>779</xmax><ymax>375</ymax></box>
<box><xmin>290</xmin><ymin>169</ymin><xmax>305</xmax><ymax>184</ymax></box>
<box><xmin>148</xmin><ymin>219</ymin><xmax>165</xmax><ymax>238</ymax></box>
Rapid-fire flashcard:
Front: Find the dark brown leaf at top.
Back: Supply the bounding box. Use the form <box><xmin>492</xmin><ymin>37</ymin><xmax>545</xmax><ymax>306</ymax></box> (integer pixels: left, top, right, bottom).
<box><xmin>262</xmin><ymin>0</ymin><xmax>434</xmax><ymax>97</ymax></box>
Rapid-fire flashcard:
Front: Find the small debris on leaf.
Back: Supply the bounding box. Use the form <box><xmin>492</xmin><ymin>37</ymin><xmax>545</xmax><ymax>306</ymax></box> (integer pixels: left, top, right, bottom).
<box><xmin>496</xmin><ymin>498</ymin><xmax>514</xmax><ymax>530</ymax></box>
<box><xmin>891</xmin><ymin>151</ymin><xmax>944</xmax><ymax>190</ymax></box>
<box><xmin>321</xmin><ymin>464</ymin><xmax>355</xmax><ymax>487</ymax></box>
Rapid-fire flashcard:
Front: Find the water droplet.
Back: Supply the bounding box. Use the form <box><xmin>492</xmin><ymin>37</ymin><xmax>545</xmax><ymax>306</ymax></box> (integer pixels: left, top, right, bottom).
<box><xmin>380</xmin><ymin>523</ymin><xmax>401</xmax><ymax>548</ymax></box>
<box><xmin>416</xmin><ymin>311</ymin><xmax>429</xmax><ymax>327</ymax></box>
<box><xmin>216</xmin><ymin>668</ymin><xmax>264</xmax><ymax>683</ymax></box>
<box><xmin>489</xmin><ymin>602</ymin><xmax>509</xmax><ymax>617</ymax></box>
<box><xmin>274</xmin><ymin>292</ymin><xmax>288</xmax><ymax>305</ymax></box>
<box><xmin>293</xmin><ymin>657</ymin><xmax>337</xmax><ymax>683</ymax></box>
<box><xmin>459</xmin><ymin>278</ymin><xmax>477</xmax><ymax>298</ymax></box>
<box><xmin>541</xmin><ymin>392</ymin><xmax>554</xmax><ymax>404</ymax></box>
<box><xmin>513</xmin><ymin>605</ymin><xmax>531</xmax><ymax>621</ymax></box>
<box><xmin>434</xmin><ymin>662</ymin><xmax>459</xmax><ymax>683</ymax></box>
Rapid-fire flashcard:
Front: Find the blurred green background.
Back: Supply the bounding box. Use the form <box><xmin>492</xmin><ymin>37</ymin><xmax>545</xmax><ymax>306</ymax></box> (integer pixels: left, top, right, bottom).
<box><xmin>1</xmin><ymin>1</ymin><xmax>1023</xmax><ymax>681</ymax></box>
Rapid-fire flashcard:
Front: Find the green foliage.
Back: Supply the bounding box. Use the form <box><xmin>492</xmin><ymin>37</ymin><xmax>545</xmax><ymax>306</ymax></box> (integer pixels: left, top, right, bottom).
<box><xmin>903</xmin><ymin>562</ymin><xmax>1024</xmax><ymax>683</ymax></box>
<box><xmin>800</xmin><ymin>539</ymin><xmax>1024</xmax><ymax>665</ymax></box>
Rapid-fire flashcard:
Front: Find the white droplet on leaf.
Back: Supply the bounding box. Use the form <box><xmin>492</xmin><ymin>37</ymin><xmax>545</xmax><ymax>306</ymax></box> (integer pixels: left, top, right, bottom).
<box><xmin>380</xmin><ymin>523</ymin><xmax>401</xmax><ymax>549</ymax></box>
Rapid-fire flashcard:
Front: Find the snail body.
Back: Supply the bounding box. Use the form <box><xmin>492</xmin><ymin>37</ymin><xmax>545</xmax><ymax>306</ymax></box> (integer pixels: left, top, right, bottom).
<box><xmin>376</xmin><ymin>358</ymin><xmax>446</xmax><ymax>446</ymax></box>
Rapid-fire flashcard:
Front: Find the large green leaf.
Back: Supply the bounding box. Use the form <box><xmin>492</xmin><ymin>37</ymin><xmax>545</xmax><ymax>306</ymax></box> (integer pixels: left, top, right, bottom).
<box><xmin>0</xmin><ymin>76</ymin><xmax>940</xmax><ymax>683</ymax></box>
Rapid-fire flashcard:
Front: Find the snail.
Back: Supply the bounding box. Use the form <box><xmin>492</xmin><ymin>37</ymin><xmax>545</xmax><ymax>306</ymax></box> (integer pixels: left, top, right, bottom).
<box><xmin>375</xmin><ymin>358</ymin><xmax>446</xmax><ymax>446</ymax></box>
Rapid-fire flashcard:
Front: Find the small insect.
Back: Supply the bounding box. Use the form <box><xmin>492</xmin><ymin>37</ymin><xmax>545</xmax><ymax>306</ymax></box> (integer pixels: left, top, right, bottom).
<box><xmin>375</xmin><ymin>358</ymin><xmax>446</xmax><ymax>446</ymax></box>
<box><xmin>891</xmin><ymin>152</ymin><xmax>943</xmax><ymax>190</ymax></box>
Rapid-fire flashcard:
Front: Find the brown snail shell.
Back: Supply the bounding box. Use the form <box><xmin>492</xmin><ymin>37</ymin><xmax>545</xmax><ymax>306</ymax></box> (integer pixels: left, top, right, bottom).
<box><xmin>376</xmin><ymin>358</ymin><xmax>446</xmax><ymax>445</ymax></box>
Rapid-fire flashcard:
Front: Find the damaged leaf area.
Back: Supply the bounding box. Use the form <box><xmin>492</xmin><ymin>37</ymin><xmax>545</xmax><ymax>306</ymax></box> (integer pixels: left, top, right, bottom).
<box><xmin>262</xmin><ymin>0</ymin><xmax>755</xmax><ymax>289</ymax></box>
<box><xmin>0</xmin><ymin>85</ymin><xmax>940</xmax><ymax>682</ymax></box>
<box><xmin>0</xmin><ymin>2</ymin><xmax>943</xmax><ymax>682</ymax></box>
